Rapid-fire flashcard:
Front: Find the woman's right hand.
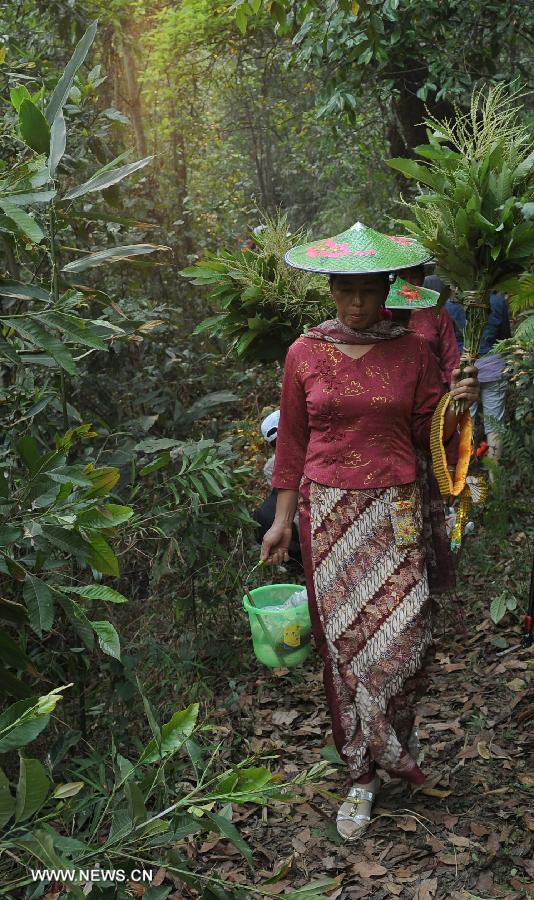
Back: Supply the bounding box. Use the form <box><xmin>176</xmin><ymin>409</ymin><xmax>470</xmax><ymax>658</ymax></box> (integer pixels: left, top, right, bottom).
<box><xmin>260</xmin><ymin>522</ymin><xmax>293</xmax><ymax>565</ymax></box>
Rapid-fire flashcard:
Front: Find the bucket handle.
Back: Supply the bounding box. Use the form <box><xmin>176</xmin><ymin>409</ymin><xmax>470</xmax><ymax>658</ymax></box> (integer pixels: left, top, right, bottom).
<box><xmin>239</xmin><ymin>561</ymin><xmax>285</xmax><ymax>668</ymax></box>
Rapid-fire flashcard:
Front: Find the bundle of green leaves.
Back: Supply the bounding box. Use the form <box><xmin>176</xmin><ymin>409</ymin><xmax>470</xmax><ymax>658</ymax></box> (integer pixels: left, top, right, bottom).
<box><xmin>181</xmin><ymin>215</ymin><xmax>332</xmax><ymax>363</ymax></box>
<box><xmin>388</xmin><ymin>84</ymin><xmax>534</xmax><ymax>358</ymax></box>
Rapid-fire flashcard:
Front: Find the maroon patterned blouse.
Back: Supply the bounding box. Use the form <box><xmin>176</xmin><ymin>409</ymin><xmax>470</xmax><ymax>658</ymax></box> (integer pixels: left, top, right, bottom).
<box><xmin>272</xmin><ymin>333</ymin><xmax>445</xmax><ymax>491</ymax></box>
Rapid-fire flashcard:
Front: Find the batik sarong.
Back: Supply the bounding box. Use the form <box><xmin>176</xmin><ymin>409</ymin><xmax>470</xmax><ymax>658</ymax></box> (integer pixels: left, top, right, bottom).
<box><xmin>299</xmin><ymin>477</ymin><xmax>434</xmax><ymax>784</ymax></box>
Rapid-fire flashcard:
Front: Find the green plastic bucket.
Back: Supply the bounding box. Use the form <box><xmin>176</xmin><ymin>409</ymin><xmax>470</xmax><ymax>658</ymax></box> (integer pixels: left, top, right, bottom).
<box><xmin>242</xmin><ymin>583</ymin><xmax>312</xmax><ymax>669</ymax></box>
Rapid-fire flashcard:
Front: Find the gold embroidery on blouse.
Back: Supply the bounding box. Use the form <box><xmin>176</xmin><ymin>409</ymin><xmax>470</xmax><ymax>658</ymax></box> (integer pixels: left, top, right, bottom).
<box><xmin>364</xmin><ymin>364</ymin><xmax>391</xmax><ymax>386</ymax></box>
<box><xmin>344</xmin><ymin>379</ymin><xmax>367</xmax><ymax>396</ymax></box>
<box><xmin>341</xmin><ymin>450</ymin><xmax>372</xmax><ymax>469</ymax></box>
<box><xmin>371</xmin><ymin>395</ymin><xmax>390</xmax><ymax>407</ymax></box>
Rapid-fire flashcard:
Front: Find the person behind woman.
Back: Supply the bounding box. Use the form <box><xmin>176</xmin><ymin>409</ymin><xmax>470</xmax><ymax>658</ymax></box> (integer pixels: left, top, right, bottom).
<box><xmin>391</xmin><ymin>267</ymin><xmax>460</xmax><ymax>387</ymax></box>
<box><xmin>260</xmin><ymin>223</ymin><xmax>479</xmax><ymax>841</ymax></box>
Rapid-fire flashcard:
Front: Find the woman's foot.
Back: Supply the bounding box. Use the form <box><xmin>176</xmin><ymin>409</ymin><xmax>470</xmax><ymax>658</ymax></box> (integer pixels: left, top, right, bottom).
<box><xmin>336</xmin><ymin>775</ymin><xmax>380</xmax><ymax>841</ymax></box>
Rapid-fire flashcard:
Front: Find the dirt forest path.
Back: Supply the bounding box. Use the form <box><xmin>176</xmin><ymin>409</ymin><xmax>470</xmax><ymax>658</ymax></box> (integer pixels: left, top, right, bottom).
<box><xmin>205</xmin><ymin>568</ymin><xmax>533</xmax><ymax>899</ymax></box>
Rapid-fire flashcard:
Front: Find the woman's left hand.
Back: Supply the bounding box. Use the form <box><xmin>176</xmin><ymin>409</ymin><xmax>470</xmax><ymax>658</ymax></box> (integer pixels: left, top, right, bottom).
<box><xmin>450</xmin><ymin>365</ymin><xmax>479</xmax><ymax>406</ymax></box>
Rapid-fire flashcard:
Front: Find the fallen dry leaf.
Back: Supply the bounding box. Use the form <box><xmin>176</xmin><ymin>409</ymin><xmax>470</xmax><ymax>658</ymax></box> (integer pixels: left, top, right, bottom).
<box><xmin>272</xmin><ymin>709</ymin><xmax>300</xmax><ymax>726</ymax></box>
<box><xmin>477</xmin><ymin>739</ymin><xmax>491</xmax><ymax>759</ymax></box>
<box><xmin>507</xmin><ymin>677</ymin><xmax>526</xmax><ymax>692</ymax></box>
<box><xmin>415</xmin><ymin>878</ymin><xmax>438</xmax><ymax>900</ymax></box>
<box><xmin>351</xmin><ymin>861</ymin><xmax>388</xmax><ymax>878</ymax></box>
<box><xmin>385</xmin><ymin>883</ymin><xmax>404</xmax><ymax>896</ymax></box>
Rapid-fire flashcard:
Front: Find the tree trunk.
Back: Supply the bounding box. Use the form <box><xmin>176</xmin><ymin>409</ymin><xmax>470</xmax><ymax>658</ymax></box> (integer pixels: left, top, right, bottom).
<box><xmin>120</xmin><ymin>28</ymin><xmax>147</xmax><ymax>158</ymax></box>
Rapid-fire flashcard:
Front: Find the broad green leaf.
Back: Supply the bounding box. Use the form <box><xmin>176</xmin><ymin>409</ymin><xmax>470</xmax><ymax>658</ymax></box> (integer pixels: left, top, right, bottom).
<box><xmin>10</xmin><ymin>85</ymin><xmax>31</xmax><ymax>112</ymax></box>
<box><xmin>205</xmin><ymin>810</ymin><xmax>253</xmax><ymax>867</ymax></box>
<box><xmin>3</xmin><ymin>317</ymin><xmax>77</xmax><ymax>373</ymax></box>
<box><xmin>15</xmin><ymin>756</ymin><xmax>50</xmax><ymax>822</ymax></box>
<box><xmin>139</xmin><ymin>703</ymin><xmax>199</xmax><ymax>764</ymax></box>
<box><xmin>0</xmin><ymin>767</ymin><xmax>15</xmax><ymax>827</ymax></box>
<box><xmin>23</xmin><ymin>575</ymin><xmax>54</xmax><ymax>637</ymax></box>
<box><xmin>83</xmin><ymin>466</ymin><xmax>120</xmax><ymax>497</ymax></box>
<box><xmin>48</xmin><ymin>109</ymin><xmax>66</xmax><ymax>176</ymax></box>
<box><xmin>59</xmin><ymin>584</ymin><xmax>128</xmax><ymax>604</ymax></box>
<box><xmin>86</xmin><ymin>532</ymin><xmax>119</xmax><ymax>576</ymax></box>
<box><xmin>61</xmin><ymin>243</ymin><xmax>166</xmax><ymax>274</ymax></box>
<box><xmin>19</xmin><ymin>99</ymin><xmax>50</xmax><ymax>155</ymax></box>
<box><xmin>0</xmin><ymin>201</ymin><xmax>44</xmax><ymax>243</ymax></box>
<box><xmin>45</xmin><ymin>20</ymin><xmax>98</xmax><ymax>124</ymax></box>
<box><xmin>387</xmin><ymin>157</ymin><xmax>444</xmax><ymax>190</ymax></box>
<box><xmin>63</xmin><ymin>156</ymin><xmax>153</xmax><ymax>200</ymax></box>
<box><xmin>490</xmin><ymin>594</ymin><xmax>507</xmax><ymax>624</ymax></box>
<box><xmin>91</xmin><ymin>620</ymin><xmax>121</xmax><ymax>660</ymax></box>
<box><xmin>76</xmin><ymin>503</ymin><xmax>133</xmax><ymax>529</ymax></box>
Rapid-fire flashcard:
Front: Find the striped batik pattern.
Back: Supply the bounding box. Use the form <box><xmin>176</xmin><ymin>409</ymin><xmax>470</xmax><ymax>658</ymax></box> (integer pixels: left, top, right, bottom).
<box><xmin>308</xmin><ymin>480</ymin><xmax>433</xmax><ymax>781</ymax></box>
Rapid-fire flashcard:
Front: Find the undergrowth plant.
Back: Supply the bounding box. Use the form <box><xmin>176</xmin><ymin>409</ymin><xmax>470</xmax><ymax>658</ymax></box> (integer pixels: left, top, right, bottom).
<box><xmin>181</xmin><ymin>214</ymin><xmax>331</xmax><ymax>363</ymax></box>
<box><xmin>388</xmin><ymin>84</ymin><xmax>534</xmax><ymax>366</ymax></box>
<box><xmin>0</xmin><ymin>27</ymin><xmax>332</xmax><ymax>899</ymax></box>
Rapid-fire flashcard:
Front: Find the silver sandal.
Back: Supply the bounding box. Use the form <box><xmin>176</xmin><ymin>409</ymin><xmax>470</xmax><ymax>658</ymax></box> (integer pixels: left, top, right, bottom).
<box><xmin>336</xmin><ymin>776</ymin><xmax>380</xmax><ymax>841</ymax></box>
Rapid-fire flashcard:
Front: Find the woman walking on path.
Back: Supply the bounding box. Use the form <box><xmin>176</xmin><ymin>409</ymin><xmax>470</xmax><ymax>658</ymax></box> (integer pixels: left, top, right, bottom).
<box><xmin>260</xmin><ymin>223</ymin><xmax>479</xmax><ymax>841</ymax></box>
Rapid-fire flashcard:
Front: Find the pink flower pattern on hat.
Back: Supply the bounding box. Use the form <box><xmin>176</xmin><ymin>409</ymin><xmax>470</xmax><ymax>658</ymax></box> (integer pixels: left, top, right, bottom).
<box><xmin>307</xmin><ymin>239</ymin><xmax>351</xmax><ymax>258</ymax></box>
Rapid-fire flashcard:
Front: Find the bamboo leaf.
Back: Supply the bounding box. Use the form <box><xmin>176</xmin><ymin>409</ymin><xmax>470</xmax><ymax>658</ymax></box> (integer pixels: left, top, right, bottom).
<box><xmin>15</xmin><ymin>757</ymin><xmax>50</xmax><ymax>822</ymax></box>
<box><xmin>48</xmin><ymin>109</ymin><xmax>66</xmax><ymax>176</ymax></box>
<box><xmin>45</xmin><ymin>20</ymin><xmax>98</xmax><ymax>124</ymax></box>
<box><xmin>63</xmin><ymin>156</ymin><xmax>153</xmax><ymax>200</ymax></box>
<box><xmin>205</xmin><ymin>810</ymin><xmax>253</xmax><ymax>866</ymax></box>
<box><xmin>61</xmin><ymin>244</ymin><xmax>166</xmax><ymax>274</ymax></box>
<box><xmin>19</xmin><ymin>99</ymin><xmax>50</xmax><ymax>155</ymax></box>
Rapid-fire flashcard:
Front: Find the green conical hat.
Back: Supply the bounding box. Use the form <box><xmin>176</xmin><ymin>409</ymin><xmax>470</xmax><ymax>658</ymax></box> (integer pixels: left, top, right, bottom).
<box><xmin>284</xmin><ymin>222</ymin><xmax>432</xmax><ymax>275</ymax></box>
<box><xmin>386</xmin><ymin>276</ymin><xmax>439</xmax><ymax>309</ymax></box>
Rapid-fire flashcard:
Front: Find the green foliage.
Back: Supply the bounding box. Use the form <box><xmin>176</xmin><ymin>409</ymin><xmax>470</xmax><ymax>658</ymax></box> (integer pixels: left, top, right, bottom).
<box><xmin>387</xmin><ymin>85</ymin><xmax>534</xmax><ymax>362</ymax></box>
<box><xmin>0</xmin><ymin>687</ymin><xmax>334</xmax><ymax>897</ymax></box>
<box><xmin>182</xmin><ymin>214</ymin><xmax>331</xmax><ymax>361</ymax></box>
<box><xmin>388</xmin><ymin>86</ymin><xmax>534</xmax><ymax>295</ymax></box>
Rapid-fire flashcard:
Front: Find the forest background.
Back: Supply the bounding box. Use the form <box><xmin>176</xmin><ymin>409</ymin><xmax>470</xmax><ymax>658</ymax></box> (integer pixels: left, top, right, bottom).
<box><xmin>0</xmin><ymin>1</ymin><xmax>532</xmax><ymax>898</ymax></box>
